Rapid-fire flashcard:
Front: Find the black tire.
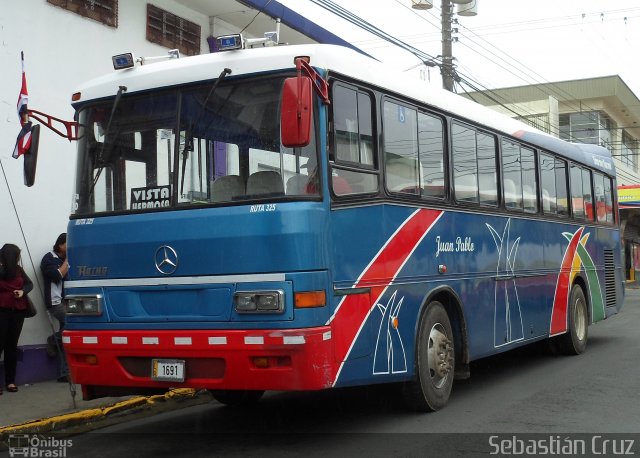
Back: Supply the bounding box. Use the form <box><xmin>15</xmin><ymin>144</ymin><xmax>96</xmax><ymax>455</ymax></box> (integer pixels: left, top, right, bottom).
<box><xmin>555</xmin><ymin>284</ymin><xmax>589</xmax><ymax>355</ymax></box>
<box><xmin>210</xmin><ymin>389</ymin><xmax>265</xmax><ymax>406</ymax></box>
<box><xmin>402</xmin><ymin>301</ymin><xmax>455</xmax><ymax>412</ymax></box>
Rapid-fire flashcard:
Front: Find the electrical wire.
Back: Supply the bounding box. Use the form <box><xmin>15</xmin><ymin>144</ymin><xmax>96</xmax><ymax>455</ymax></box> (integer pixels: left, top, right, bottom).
<box><xmin>239</xmin><ymin>0</ymin><xmax>275</xmax><ymax>34</ymax></box>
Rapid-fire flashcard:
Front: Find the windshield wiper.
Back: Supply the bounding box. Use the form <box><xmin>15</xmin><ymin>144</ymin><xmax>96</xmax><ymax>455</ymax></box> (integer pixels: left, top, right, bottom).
<box><xmin>89</xmin><ymin>85</ymin><xmax>127</xmax><ymax>197</ymax></box>
<box><xmin>180</xmin><ymin>68</ymin><xmax>231</xmax><ymax>195</ymax></box>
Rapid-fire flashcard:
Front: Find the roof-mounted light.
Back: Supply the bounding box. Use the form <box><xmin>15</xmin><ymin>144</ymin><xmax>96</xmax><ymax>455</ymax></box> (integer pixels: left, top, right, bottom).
<box><xmin>216</xmin><ymin>34</ymin><xmax>244</xmax><ymax>52</ymax></box>
<box><xmin>112</xmin><ymin>53</ymin><xmax>135</xmax><ymax>70</ymax></box>
<box><xmin>112</xmin><ymin>49</ymin><xmax>180</xmax><ymax>70</ymax></box>
<box><xmin>216</xmin><ymin>19</ymin><xmax>281</xmax><ymax>52</ymax></box>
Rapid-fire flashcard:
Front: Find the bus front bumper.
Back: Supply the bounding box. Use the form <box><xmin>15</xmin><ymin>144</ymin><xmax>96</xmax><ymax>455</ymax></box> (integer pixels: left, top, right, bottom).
<box><xmin>63</xmin><ymin>327</ymin><xmax>336</xmax><ymax>399</ymax></box>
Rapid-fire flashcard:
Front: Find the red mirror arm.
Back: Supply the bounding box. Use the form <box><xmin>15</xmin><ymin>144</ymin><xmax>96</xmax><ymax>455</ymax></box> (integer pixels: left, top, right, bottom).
<box><xmin>26</xmin><ymin>109</ymin><xmax>79</xmax><ymax>141</ymax></box>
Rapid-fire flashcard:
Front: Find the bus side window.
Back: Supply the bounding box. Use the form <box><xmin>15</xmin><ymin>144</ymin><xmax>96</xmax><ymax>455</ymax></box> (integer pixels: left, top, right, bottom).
<box><xmin>452</xmin><ymin>122</ymin><xmax>479</xmax><ymax>203</ymax></box>
<box><xmin>418</xmin><ymin>112</ymin><xmax>445</xmax><ymax>199</ymax></box>
<box><xmin>604</xmin><ymin>176</ymin><xmax>615</xmax><ymax>224</ymax></box>
<box><xmin>582</xmin><ymin>168</ymin><xmax>594</xmax><ymax>220</ymax></box>
<box><xmin>383</xmin><ymin>101</ymin><xmax>419</xmax><ymax>195</ymax></box>
<box><xmin>570</xmin><ymin>165</ymin><xmax>585</xmax><ymax>219</ymax></box>
<box><xmin>556</xmin><ymin>158</ymin><xmax>569</xmax><ymax>216</ymax></box>
<box><xmin>594</xmin><ymin>172</ymin><xmax>607</xmax><ymax>223</ymax></box>
<box><xmin>540</xmin><ymin>153</ymin><xmax>558</xmax><ymax>215</ymax></box>
<box><xmin>502</xmin><ymin>139</ymin><xmax>523</xmax><ymax>210</ymax></box>
<box><xmin>330</xmin><ymin>82</ymin><xmax>378</xmax><ymax>196</ymax></box>
<box><xmin>477</xmin><ymin>132</ymin><xmax>498</xmax><ymax>206</ymax></box>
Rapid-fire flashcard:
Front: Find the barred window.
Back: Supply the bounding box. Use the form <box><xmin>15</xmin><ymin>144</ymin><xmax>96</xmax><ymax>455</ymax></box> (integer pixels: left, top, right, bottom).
<box><xmin>47</xmin><ymin>0</ymin><xmax>118</xmax><ymax>27</ymax></box>
<box><xmin>147</xmin><ymin>4</ymin><xmax>201</xmax><ymax>56</ymax></box>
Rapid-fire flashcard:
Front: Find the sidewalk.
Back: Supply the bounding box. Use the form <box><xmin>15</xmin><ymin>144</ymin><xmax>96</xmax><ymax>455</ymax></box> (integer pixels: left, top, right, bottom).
<box><xmin>0</xmin><ymin>379</ymin><xmax>212</xmax><ymax>435</ymax></box>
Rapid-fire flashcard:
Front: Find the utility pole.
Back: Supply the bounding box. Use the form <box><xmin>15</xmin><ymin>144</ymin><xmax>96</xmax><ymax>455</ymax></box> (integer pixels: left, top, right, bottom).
<box><xmin>412</xmin><ymin>0</ymin><xmax>477</xmax><ymax>92</ymax></box>
<box><xmin>440</xmin><ymin>0</ymin><xmax>455</xmax><ymax>92</ymax></box>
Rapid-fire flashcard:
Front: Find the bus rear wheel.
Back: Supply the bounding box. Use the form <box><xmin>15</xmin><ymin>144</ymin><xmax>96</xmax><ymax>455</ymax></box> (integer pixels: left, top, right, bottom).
<box><xmin>555</xmin><ymin>284</ymin><xmax>589</xmax><ymax>355</ymax></box>
<box><xmin>210</xmin><ymin>389</ymin><xmax>265</xmax><ymax>406</ymax></box>
<box><xmin>402</xmin><ymin>301</ymin><xmax>455</xmax><ymax>412</ymax></box>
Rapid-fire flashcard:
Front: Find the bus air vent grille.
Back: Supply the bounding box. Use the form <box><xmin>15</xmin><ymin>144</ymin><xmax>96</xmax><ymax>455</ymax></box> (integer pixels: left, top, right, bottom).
<box><xmin>604</xmin><ymin>250</ymin><xmax>617</xmax><ymax>308</ymax></box>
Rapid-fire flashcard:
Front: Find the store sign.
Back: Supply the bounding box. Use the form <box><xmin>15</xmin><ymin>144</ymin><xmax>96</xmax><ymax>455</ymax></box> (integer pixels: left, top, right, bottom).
<box><xmin>618</xmin><ymin>186</ymin><xmax>640</xmax><ymax>208</ymax></box>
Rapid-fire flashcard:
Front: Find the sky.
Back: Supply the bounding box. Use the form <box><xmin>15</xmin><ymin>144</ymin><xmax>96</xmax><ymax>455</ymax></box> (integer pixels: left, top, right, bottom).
<box><xmin>278</xmin><ymin>0</ymin><xmax>640</xmax><ymax>97</ymax></box>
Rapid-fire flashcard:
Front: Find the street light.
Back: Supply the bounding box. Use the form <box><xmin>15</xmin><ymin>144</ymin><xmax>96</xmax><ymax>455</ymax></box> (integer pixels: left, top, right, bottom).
<box><xmin>456</xmin><ymin>0</ymin><xmax>477</xmax><ymax>16</ymax></box>
<box><xmin>411</xmin><ymin>0</ymin><xmax>433</xmax><ymax>9</ymax></box>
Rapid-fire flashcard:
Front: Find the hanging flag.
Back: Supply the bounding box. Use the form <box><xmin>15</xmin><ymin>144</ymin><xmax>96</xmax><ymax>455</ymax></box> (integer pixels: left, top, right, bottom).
<box><xmin>14</xmin><ymin>51</ymin><xmax>32</xmax><ymax>159</ymax></box>
<box><xmin>17</xmin><ymin>51</ymin><xmax>29</xmax><ymax>123</ymax></box>
<box><xmin>13</xmin><ymin>121</ymin><xmax>33</xmax><ymax>159</ymax></box>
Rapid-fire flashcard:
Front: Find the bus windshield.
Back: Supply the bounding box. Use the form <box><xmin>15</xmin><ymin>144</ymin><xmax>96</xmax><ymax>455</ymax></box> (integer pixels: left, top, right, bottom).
<box><xmin>72</xmin><ymin>76</ymin><xmax>318</xmax><ymax>216</ymax></box>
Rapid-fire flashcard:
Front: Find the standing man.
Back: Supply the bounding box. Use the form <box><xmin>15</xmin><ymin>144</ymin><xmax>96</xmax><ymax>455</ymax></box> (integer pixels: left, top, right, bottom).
<box><xmin>40</xmin><ymin>233</ymin><xmax>69</xmax><ymax>382</ymax></box>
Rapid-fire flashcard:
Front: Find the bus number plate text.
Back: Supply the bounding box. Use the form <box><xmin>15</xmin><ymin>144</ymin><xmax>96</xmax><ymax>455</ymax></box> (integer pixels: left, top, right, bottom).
<box><xmin>151</xmin><ymin>359</ymin><xmax>185</xmax><ymax>382</ymax></box>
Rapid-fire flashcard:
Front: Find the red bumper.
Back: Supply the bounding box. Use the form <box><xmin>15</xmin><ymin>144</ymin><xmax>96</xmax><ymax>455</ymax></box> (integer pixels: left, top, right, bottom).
<box><xmin>63</xmin><ymin>326</ymin><xmax>336</xmax><ymax>392</ymax></box>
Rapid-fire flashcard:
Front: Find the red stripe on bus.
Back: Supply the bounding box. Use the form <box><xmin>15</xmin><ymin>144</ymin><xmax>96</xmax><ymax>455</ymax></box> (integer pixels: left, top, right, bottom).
<box><xmin>330</xmin><ymin>208</ymin><xmax>443</xmax><ymax>383</ymax></box>
<box><xmin>549</xmin><ymin>227</ymin><xmax>584</xmax><ymax>336</ymax></box>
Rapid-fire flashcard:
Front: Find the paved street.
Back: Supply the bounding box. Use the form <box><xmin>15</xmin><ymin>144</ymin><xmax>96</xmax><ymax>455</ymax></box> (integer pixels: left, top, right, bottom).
<box><xmin>36</xmin><ymin>288</ymin><xmax>639</xmax><ymax>457</ymax></box>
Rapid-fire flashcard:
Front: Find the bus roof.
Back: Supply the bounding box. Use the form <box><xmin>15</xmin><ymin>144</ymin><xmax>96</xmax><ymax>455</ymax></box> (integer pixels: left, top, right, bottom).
<box><xmin>74</xmin><ymin>44</ymin><xmax>615</xmax><ymax>176</ymax></box>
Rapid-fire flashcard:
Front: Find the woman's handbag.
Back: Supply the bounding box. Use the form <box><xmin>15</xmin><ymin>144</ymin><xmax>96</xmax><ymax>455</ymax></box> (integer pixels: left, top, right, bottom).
<box><xmin>25</xmin><ymin>295</ymin><xmax>38</xmax><ymax>318</ymax></box>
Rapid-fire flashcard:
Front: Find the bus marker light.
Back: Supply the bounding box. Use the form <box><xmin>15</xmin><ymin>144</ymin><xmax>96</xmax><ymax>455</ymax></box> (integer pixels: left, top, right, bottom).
<box><xmin>83</xmin><ymin>355</ymin><xmax>98</xmax><ymax>365</ymax></box>
<box><xmin>438</xmin><ymin>264</ymin><xmax>447</xmax><ymax>274</ymax></box>
<box><xmin>253</xmin><ymin>357</ymin><xmax>270</xmax><ymax>368</ymax></box>
<box><xmin>71</xmin><ymin>92</ymin><xmax>81</xmax><ymax>101</ymax></box>
<box><xmin>294</xmin><ymin>291</ymin><xmax>326</xmax><ymax>308</ymax></box>
<box><xmin>392</xmin><ymin>317</ymin><xmax>399</xmax><ymax>329</ymax></box>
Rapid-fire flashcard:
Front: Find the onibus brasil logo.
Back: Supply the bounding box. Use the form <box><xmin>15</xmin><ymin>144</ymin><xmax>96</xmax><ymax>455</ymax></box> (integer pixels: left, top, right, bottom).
<box><xmin>6</xmin><ymin>434</ymin><xmax>72</xmax><ymax>457</ymax></box>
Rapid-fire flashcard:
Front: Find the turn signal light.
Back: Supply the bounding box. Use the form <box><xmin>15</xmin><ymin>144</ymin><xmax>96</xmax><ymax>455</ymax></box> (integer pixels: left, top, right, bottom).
<box><xmin>294</xmin><ymin>291</ymin><xmax>326</xmax><ymax>308</ymax></box>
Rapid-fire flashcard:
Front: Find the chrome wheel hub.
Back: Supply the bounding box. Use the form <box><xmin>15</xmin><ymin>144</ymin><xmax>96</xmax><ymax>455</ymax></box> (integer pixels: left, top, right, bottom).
<box><xmin>427</xmin><ymin>323</ymin><xmax>454</xmax><ymax>388</ymax></box>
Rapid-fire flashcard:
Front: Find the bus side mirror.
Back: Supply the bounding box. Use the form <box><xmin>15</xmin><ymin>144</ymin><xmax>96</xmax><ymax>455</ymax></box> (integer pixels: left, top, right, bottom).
<box><xmin>24</xmin><ymin>124</ymin><xmax>40</xmax><ymax>187</ymax></box>
<box><xmin>281</xmin><ymin>76</ymin><xmax>312</xmax><ymax>148</ymax></box>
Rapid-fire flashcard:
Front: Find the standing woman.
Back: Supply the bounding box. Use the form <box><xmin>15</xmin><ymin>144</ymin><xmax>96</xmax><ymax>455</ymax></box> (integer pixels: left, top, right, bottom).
<box><xmin>0</xmin><ymin>244</ymin><xmax>33</xmax><ymax>394</ymax></box>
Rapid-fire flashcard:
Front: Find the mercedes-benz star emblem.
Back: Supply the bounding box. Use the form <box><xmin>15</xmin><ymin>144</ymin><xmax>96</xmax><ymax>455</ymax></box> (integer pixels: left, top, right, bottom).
<box><xmin>155</xmin><ymin>245</ymin><xmax>178</xmax><ymax>275</ymax></box>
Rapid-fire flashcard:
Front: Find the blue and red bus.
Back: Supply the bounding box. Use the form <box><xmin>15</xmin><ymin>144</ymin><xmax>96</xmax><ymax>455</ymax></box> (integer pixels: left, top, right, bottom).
<box><xmin>59</xmin><ymin>41</ymin><xmax>623</xmax><ymax>411</ymax></box>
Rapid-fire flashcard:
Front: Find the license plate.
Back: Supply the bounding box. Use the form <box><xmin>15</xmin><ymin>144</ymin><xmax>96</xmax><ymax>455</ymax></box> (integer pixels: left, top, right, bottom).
<box><xmin>151</xmin><ymin>359</ymin><xmax>185</xmax><ymax>382</ymax></box>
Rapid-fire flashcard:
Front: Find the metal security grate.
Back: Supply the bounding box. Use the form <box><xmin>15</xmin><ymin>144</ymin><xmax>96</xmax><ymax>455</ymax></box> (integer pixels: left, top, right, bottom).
<box><xmin>604</xmin><ymin>250</ymin><xmax>617</xmax><ymax>307</ymax></box>
<box><xmin>146</xmin><ymin>4</ymin><xmax>201</xmax><ymax>56</ymax></box>
<box><xmin>47</xmin><ymin>0</ymin><xmax>118</xmax><ymax>28</ymax></box>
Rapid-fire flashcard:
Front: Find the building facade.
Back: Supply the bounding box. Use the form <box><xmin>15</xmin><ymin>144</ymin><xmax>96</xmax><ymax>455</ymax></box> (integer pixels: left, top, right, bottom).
<box><xmin>0</xmin><ymin>0</ymin><xmax>275</xmax><ymax>384</ymax></box>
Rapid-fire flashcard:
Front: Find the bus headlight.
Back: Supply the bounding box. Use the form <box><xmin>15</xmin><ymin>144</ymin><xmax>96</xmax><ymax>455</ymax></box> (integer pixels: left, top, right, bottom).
<box><xmin>64</xmin><ymin>295</ymin><xmax>103</xmax><ymax>316</ymax></box>
<box><xmin>234</xmin><ymin>291</ymin><xmax>284</xmax><ymax>313</ymax></box>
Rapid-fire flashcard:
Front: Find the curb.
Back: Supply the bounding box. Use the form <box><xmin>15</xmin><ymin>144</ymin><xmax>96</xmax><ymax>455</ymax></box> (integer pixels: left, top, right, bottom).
<box><xmin>0</xmin><ymin>388</ymin><xmax>212</xmax><ymax>437</ymax></box>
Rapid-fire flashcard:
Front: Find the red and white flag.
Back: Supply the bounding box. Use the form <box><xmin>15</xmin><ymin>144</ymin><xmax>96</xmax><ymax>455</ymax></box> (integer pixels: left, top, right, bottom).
<box><xmin>13</xmin><ymin>51</ymin><xmax>32</xmax><ymax>159</ymax></box>
<box><xmin>13</xmin><ymin>121</ymin><xmax>33</xmax><ymax>159</ymax></box>
<box><xmin>17</xmin><ymin>51</ymin><xmax>29</xmax><ymax>122</ymax></box>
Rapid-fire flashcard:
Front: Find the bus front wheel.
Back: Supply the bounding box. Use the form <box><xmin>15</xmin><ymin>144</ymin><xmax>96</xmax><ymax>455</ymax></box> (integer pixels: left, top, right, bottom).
<box><xmin>210</xmin><ymin>389</ymin><xmax>265</xmax><ymax>406</ymax></box>
<box><xmin>403</xmin><ymin>301</ymin><xmax>455</xmax><ymax>412</ymax></box>
<box><xmin>555</xmin><ymin>285</ymin><xmax>589</xmax><ymax>355</ymax></box>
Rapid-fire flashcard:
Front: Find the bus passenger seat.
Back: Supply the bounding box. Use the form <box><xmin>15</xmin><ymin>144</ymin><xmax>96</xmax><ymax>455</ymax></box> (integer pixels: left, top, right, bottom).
<box><xmin>286</xmin><ymin>174</ymin><xmax>309</xmax><ymax>195</ymax></box>
<box><xmin>247</xmin><ymin>171</ymin><xmax>284</xmax><ymax>196</ymax></box>
<box><xmin>210</xmin><ymin>175</ymin><xmax>245</xmax><ymax>202</ymax></box>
